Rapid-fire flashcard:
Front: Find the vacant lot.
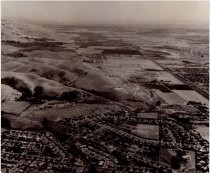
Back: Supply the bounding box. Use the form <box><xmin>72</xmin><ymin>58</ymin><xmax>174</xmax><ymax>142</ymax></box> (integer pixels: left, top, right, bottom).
<box><xmin>132</xmin><ymin>124</ymin><xmax>159</xmax><ymax>140</ymax></box>
<box><xmin>195</xmin><ymin>125</ymin><xmax>209</xmax><ymax>141</ymax></box>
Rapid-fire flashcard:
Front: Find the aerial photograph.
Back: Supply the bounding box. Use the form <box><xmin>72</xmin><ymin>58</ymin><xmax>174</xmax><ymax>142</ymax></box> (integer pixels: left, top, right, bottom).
<box><xmin>1</xmin><ymin>1</ymin><xmax>209</xmax><ymax>173</ymax></box>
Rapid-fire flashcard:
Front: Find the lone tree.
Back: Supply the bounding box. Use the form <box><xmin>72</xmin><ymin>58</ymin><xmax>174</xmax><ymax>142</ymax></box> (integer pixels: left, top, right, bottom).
<box><xmin>19</xmin><ymin>87</ymin><xmax>32</xmax><ymax>100</ymax></box>
<box><xmin>42</xmin><ymin>117</ymin><xmax>49</xmax><ymax>129</ymax></box>
<box><xmin>34</xmin><ymin>86</ymin><xmax>43</xmax><ymax>98</ymax></box>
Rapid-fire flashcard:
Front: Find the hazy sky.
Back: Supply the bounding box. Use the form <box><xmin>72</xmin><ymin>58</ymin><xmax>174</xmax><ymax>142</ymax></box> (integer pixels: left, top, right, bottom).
<box><xmin>2</xmin><ymin>1</ymin><xmax>209</xmax><ymax>26</ymax></box>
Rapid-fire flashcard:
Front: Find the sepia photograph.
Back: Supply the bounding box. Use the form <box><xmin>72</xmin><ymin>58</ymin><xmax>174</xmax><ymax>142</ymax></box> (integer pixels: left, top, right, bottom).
<box><xmin>1</xmin><ymin>1</ymin><xmax>209</xmax><ymax>173</ymax></box>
